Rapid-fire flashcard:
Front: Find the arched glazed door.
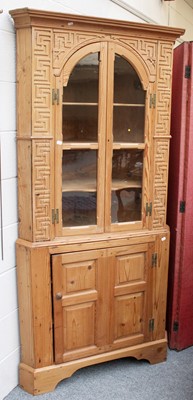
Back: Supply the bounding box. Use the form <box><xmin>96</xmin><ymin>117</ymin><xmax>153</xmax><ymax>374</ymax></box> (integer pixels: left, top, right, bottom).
<box><xmin>54</xmin><ymin>42</ymin><xmax>151</xmax><ymax>237</ymax></box>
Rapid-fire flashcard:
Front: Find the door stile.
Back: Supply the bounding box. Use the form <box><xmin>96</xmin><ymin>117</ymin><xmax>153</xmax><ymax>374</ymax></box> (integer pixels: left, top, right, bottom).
<box><xmin>142</xmin><ymin>85</ymin><xmax>152</xmax><ymax>230</ymax></box>
<box><xmin>143</xmin><ymin>240</ymin><xmax>156</xmax><ymax>342</ymax></box>
<box><xmin>54</xmin><ymin>74</ymin><xmax>63</xmax><ymax>237</ymax></box>
<box><xmin>104</xmin><ymin>42</ymin><xmax>115</xmax><ymax>231</ymax></box>
<box><xmin>147</xmin><ymin>82</ymin><xmax>157</xmax><ymax>231</ymax></box>
<box><xmin>52</xmin><ymin>254</ymin><xmax>64</xmax><ymax>363</ymax></box>
<box><xmin>95</xmin><ymin>250</ymin><xmax>114</xmax><ymax>347</ymax></box>
<box><xmin>96</xmin><ymin>42</ymin><xmax>108</xmax><ymax>232</ymax></box>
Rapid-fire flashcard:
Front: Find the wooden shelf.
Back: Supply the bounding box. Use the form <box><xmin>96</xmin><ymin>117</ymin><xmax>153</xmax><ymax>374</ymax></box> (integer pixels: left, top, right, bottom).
<box><xmin>62</xmin><ymin>178</ymin><xmax>97</xmax><ymax>192</ymax></box>
<box><xmin>62</xmin><ymin>142</ymin><xmax>145</xmax><ymax>150</ymax></box>
<box><xmin>62</xmin><ymin>178</ymin><xmax>142</xmax><ymax>192</ymax></box>
<box><xmin>62</xmin><ymin>102</ymin><xmax>144</xmax><ymax>107</ymax></box>
<box><xmin>62</xmin><ymin>102</ymin><xmax>98</xmax><ymax>106</ymax></box>
<box><xmin>113</xmin><ymin>103</ymin><xmax>145</xmax><ymax>107</ymax></box>
<box><xmin>113</xmin><ymin>143</ymin><xmax>145</xmax><ymax>150</ymax></box>
<box><xmin>62</xmin><ymin>142</ymin><xmax>98</xmax><ymax>150</ymax></box>
<box><xmin>112</xmin><ymin>179</ymin><xmax>142</xmax><ymax>190</ymax></box>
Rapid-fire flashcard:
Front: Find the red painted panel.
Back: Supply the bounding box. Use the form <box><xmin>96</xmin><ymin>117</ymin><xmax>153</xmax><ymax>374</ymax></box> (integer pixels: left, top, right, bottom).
<box><xmin>167</xmin><ymin>42</ymin><xmax>193</xmax><ymax>350</ymax></box>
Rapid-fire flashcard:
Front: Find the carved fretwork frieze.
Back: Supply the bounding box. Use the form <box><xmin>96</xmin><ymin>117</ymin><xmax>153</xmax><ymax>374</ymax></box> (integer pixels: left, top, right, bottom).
<box><xmin>53</xmin><ymin>30</ymin><xmax>105</xmax><ymax>72</ymax></box>
<box><xmin>33</xmin><ymin>140</ymin><xmax>51</xmax><ymax>241</ymax></box>
<box><xmin>153</xmin><ymin>140</ymin><xmax>169</xmax><ymax>228</ymax></box>
<box><xmin>113</xmin><ymin>36</ymin><xmax>157</xmax><ymax>77</ymax></box>
<box><xmin>152</xmin><ymin>42</ymin><xmax>173</xmax><ymax>229</ymax></box>
<box><xmin>32</xmin><ymin>28</ymin><xmax>52</xmax><ymax>136</ymax></box>
<box><xmin>155</xmin><ymin>41</ymin><xmax>173</xmax><ymax>136</ymax></box>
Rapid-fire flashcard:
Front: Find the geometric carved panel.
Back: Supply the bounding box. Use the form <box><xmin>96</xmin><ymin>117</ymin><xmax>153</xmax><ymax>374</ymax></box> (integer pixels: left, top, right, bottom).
<box><xmin>153</xmin><ymin>140</ymin><xmax>169</xmax><ymax>228</ymax></box>
<box><xmin>33</xmin><ymin>140</ymin><xmax>51</xmax><ymax>241</ymax></box>
<box><xmin>116</xmin><ymin>36</ymin><xmax>157</xmax><ymax>76</ymax></box>
<box><xmin>153</xmin><ymin>42</ymin><xmax>173</xmax><ymax>228</ymax></box>
<box><xmin>32</xmin><ymin>29</ymin><xmax>52</xmax><ymax>135</ymax></box>
<box><xmin>53</xmin><ymin>30</ymin><xmax>105</xmax><ymax>71</ymax></box>
<box><xmin>155</xmin><ymin>42</ymin><xmax>173</xmax><ymax>136</ymax></box>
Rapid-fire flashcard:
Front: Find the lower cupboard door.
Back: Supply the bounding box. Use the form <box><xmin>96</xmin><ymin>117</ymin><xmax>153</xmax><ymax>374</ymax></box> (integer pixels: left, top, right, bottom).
<box><xmin>52</xmin><ymin>249</ymin><xmax>108</xmax><ymax>364</ymax></box>
<box><xmin>108</xmin><ymin>243</ymin><xmax>154</xmax><ymax>350</ymax></box>
<box><xmin>52</xmin><ymin>242</ymin><xmax>155</xmax><ymax>364</ymax></box>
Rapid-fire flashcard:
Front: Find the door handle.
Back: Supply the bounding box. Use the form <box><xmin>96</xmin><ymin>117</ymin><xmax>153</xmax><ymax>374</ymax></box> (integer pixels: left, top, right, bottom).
<box><xmin>55</xmin><ymin>292</ymin><xmax>62</xmax><ymax>300</ymax></box>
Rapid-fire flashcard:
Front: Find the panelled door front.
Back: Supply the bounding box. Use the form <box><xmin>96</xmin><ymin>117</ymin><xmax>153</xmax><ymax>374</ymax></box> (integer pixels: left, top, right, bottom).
<box><xmin>52</xmin><ymin>249</ymin><xmax>108</xmax><ymax>363</ymax></box>
<box><xmin>52</xmin><ymin>241</ymin><xmax>155</xmax><ymax>363</ymax></box>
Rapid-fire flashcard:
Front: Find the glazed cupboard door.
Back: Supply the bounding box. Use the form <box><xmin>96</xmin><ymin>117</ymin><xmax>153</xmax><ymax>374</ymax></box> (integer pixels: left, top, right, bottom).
<box><xmin>105</xmin><ymin>44</ymin><xmax>150</xmax><ymax>232</ymax></box>
<box><xmin>54</xmin><ymin>43</ymin><xmax>107</xmax><ymax>236</ymax></box>
<box><xmin>54</xmin><ymin>42</ymin><xmax>151</xmax><ymax>236</ymax></box>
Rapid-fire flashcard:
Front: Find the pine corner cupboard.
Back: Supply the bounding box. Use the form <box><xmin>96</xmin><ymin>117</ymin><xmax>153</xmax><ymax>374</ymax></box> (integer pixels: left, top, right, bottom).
<box><xmin>10</xmin><ymin>8</ymin><xmax>184</xmax><ymax>395</ymax></box>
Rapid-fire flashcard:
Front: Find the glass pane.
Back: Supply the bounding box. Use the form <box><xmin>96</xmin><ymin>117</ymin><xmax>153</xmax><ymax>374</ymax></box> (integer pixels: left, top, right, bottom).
<box><xmin>114</xmin><ymin>55</ymin><xmax>145</xmax><ymax>104</ymax></box>
<box><xmin>113</xmin><ymin>106</ymin><xmax>145</xmax><ymax>143</ymax></box>
<box><xmin>62</xmin><ymin>105</ymin><xmax>98</xmax><ymax>142</ymax></box>
<box><xmin>111</xmin><ymin>189</ymin><xmax>142</xmax><ymax>223</ymax></box>
<box><xmin>113</xmin><ymin>54</ymin><xmax>145</xmax><ymax>143</ymax></box>
<box><xmin>111</xmin><ymin>149</ymin><xmax>143</xmax><ymax>223</ymax></box>
<box><xmin>62</xmin><ymin>150</ymin><xmax>97</xmax><ymax>227</ymax></box>
<box><xmin>63</xmin><ymin>53</ymin><xmax>99</xmax><ymax>103</ymax></box>
<box><xmin>62</xmin><ymin>192</ymin><xmax>96</xmax><ymax>227</ymax></box>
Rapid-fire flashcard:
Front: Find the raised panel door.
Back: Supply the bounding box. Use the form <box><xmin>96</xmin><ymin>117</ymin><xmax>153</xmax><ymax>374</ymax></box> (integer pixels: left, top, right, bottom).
<box><xmin>52</xmin><ymin>249</ymin><xmax>110</xmax><ymax>363</ymax></box>
<box><xmin>52</xmin><ymin>241</ymin><xmax>154</xmax><ymax>363</ymax></box>
<box><xmin>108</xmin><ymin>242</ymin><xmax>154</xmax><ymax>350</ymax></box>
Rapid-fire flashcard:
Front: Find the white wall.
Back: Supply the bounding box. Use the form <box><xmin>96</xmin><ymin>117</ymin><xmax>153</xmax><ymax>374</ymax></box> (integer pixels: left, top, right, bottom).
<box><xmin>0</xmin><ymin>5</ymin><xmax>19</xmax><ymax>399</ymax></box>
<box><xmin>111</xmin><ymin>0</ymin><xmax>193</xmax><ymax>40</ymax></box>
<box><xmin>0</xmin><ymin>0</ymin><xmax>192</xmax><ymax>398</ymax></box>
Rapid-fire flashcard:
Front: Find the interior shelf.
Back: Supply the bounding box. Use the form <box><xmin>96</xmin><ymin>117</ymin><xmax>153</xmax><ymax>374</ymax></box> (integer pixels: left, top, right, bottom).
<box><xmin>62</xmin><ymin>178</ymin><xmax>142</xmax><ymax>192</ymax></box>
<box><xmin>62</xmin><ymin>143</ymin><xmax>98</xmax><ymax>150</ymax></box>
<box><xmin>113</xmin><ymin>143</ymin><xmax>145</xmax><ymax>149</ymax></box>
<box><xmin>62</xmin><ymin>143</ymin><xmax>145</xmax><ymax>150</ymax></box>
<box><xmin>112</xmin><ymin>179</ymin><xmax>142</xmax><ymax>190</ymax></box>
<box><xmin>62</xmin><ymin>178</ymin><xmax>97</xmax><ymax>192</ymax></box>
<box><xmin>113</xmin><ymin>103</ymin><xmax>145</xmax><ymax>107</ymax></box>
<box><xmin>62</xmin><ymin>102</ymin><xmax>98</xmax><ymax>106</ymax></box>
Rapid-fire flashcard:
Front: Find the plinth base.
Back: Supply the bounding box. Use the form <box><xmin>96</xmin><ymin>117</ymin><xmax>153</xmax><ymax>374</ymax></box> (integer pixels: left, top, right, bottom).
<box><xmin>19</xmin><ymin>336</ymin><xmax>167</xmax><ymax>395</ymax></box>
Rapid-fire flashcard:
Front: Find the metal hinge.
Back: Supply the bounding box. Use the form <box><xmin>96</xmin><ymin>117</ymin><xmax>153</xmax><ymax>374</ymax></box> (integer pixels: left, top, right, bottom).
<box><xmin>152</xmin><ymin>253</ymin><xmax>158</xmax><ymax>267</ymax></box>
<box><xmin>149</xmin><ymin>319</ymin><xmax>154</xmax><ymax>332</ymax></box>
<box><xmin>185</xmin><ymin>65</ymin><xmax>191</xmax><ymax>79</ymax></box>
<box><xmin>52</xmin><ymin>209</ymin><xmax>59</xmax><ymax>224</ymax></box>
<box><xmin>173</xmin><ymin>320</ymin><xmax>179</xmax><ymax>332</ymax></box>
<box><xmin>146</xmin><ymin>202</ymin><xmax>152</xmax><ymax>216</ymax></box>
<box><xmin>179</xmin><ymin>201</ymin><xmax>185</xmax><ymax>213</ymax></box>
<box><xmin>150</xmin><ymin>93</ymin><xmax>156</xmax><ymax>108</ymax></box>
<box><xmin>52</xmin><ymin>89</ymin><xmax>60</xmax><ymax>105</ymax></box>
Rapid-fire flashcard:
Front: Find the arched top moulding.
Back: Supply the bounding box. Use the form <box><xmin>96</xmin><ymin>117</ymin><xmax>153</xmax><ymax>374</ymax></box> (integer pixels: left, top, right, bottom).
<box><xmin>10</xmin><ymin>8</ymin><xmax>185</xmax><ymax>86</ymax></box>
<box><xmin>10</xmin><ymin>7</ymin><xmax>185</xmax><ymax>90</ymax></box>
<box><xmin>55</xmin><ymin>40</ymin><xmax>152</xmax><ymax>90</ymax></box>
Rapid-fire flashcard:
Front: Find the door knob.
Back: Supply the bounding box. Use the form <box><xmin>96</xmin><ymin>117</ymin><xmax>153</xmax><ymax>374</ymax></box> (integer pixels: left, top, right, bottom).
<box><xmin>55</xmin><ymin>292</ymin><xmax>62</xmax><ymax>300</ymax></box>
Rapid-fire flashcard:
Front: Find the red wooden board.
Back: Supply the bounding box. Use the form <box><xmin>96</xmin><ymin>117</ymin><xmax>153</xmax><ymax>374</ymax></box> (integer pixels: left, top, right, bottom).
<box><xmin>167</xmin><ymin>42</ymin><xmax>193</xmax><ymax>350</ymax></box>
